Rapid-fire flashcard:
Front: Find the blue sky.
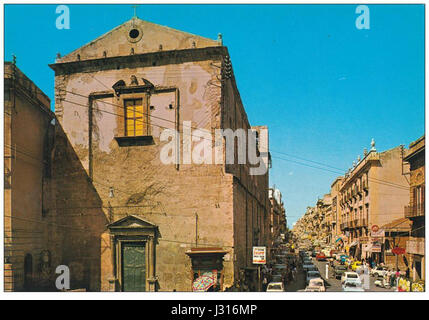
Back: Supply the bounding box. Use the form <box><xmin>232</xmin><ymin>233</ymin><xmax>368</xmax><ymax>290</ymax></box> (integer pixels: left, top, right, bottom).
<box><xmin>4</xmin><ymin>4</ymin><xmax>425</xmax><ymax>227</ymax></box>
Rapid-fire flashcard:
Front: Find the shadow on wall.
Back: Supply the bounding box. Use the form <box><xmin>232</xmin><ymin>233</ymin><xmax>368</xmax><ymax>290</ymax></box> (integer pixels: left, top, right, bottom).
<box><xmin>50</xmin><ymin>121</ymin><xmax>109</xmax><ymax>291</ymax></box>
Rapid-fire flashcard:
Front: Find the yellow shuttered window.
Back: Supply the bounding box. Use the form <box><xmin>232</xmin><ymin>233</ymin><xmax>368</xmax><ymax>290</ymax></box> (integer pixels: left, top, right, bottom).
<box><xmin>125</xmin><ymin>98</ymin><xmax>148</xmax><ymax>136</ymax></box>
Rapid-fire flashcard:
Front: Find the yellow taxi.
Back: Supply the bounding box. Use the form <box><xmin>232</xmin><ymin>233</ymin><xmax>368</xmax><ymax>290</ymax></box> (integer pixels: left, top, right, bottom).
<box><xmin>351</xmin><ymin>261</ymin><xmax>362</xmax><ymax>272</ymax></box>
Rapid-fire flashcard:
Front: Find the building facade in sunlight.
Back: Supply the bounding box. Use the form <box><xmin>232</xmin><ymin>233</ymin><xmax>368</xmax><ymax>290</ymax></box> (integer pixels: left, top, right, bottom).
<box><xmin>49</xmin><ymin>18</ymin><xmax>271</xmax><ymax>292</ymax></box>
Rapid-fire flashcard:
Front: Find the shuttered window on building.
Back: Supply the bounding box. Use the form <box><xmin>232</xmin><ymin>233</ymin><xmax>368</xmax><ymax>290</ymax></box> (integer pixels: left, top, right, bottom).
<box><xmin>125</xmin><ymin>98</ymin><xmax>148</xmax><ymax>137</ymax></box>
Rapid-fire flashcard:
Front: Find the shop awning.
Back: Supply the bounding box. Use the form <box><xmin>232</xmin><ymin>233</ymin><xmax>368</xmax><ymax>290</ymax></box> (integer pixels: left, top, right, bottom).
<box><xmin>363</xmin><ymin>244</ymin><xmax>373</xmax><ymax>252</ymax></box>
<box><xmin>349</xmin><ymin>241</ymin><xmax>359</xmax><ymax>247</ymax></box>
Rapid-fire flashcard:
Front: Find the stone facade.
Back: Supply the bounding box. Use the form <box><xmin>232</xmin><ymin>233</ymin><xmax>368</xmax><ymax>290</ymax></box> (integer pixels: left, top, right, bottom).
<box><xmin>403</xmin><ymin>135</ymin><xmax>425</xmax><ymax>281</ymax></box>
<box><xmin>338</xmin><ymin>143</ymin><xmax>410</xmax><ymax>263</ymax></box>
<box><xmin>268</xmin><ymin>188</ymin><xmax>287</xmax><ymax>256</ymax></box>
<box><xmin>48</xmin><ymin>18</ymin><xmax>270</xmax><ymax>292</ymax></box>
<box><xmin>329</xmin><ymin>177</ymin><xmax>344</xmax><ymax>245</ymax></box>
<box><xmin>4</xmin><ymin>62</ymin><xmax>56</xmax><ymax>291</ymax></box>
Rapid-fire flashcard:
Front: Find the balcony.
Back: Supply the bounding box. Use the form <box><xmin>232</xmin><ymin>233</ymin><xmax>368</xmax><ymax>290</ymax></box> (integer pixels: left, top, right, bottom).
<box><xmin>358</xmin><ymin>218</ymin><xmax>367</xmax><ymax>227</ymax></box>
<box><xmin>406</xmin><ymin>238</ymin><xmax>425</xmax><ymax>256</ymax></box>
<box><xmin>404</xmin><ymin>202</ymin><xmax>425</xmax><ymax>219</ymax></box>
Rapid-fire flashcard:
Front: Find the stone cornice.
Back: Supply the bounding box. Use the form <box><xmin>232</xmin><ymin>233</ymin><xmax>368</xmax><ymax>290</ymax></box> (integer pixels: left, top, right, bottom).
<box><xmin>340</xmin><ymin>151</ymin><xmax>379</xmax><ymax>190</ymax></box>
<box><xmin>49</xmin><ymin>46</ymin><xmax>228</xmax><ymax>75</ymax></box>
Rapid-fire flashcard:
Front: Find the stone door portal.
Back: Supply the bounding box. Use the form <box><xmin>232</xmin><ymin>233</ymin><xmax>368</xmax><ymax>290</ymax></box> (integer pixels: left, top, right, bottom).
<box><xmin>122</xmin><ymin>243</ymin><xmax>146</xmax><ymax>292</ymax></box>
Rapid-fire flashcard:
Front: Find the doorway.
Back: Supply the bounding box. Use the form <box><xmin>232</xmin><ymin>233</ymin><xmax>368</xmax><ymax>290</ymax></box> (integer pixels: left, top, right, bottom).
<box><xmin>122</xmin><ymin>243</ymin><xmax>146</xmax><ymax>292</ymax></box>
<box><xmin>24</xmin><ymin>253</ymin><xmax>33</xmax><ymax>290</ymax></box>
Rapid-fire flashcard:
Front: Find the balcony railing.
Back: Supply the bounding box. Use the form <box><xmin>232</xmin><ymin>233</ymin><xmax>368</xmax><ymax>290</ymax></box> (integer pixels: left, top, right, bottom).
<box><xmin>404</xmin><ymin>202</ymin><xmax>425</xmax><ymax>218</ymax></box>
<box><xmin>358</xmin><ymin>218</ymin><xmax>367</xmax><ymax>227</ymax></box>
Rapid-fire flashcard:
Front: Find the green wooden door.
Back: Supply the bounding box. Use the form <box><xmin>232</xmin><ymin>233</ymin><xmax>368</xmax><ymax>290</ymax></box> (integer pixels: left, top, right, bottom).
<box><xmin>122</xmin><ymin>243</ymin><xmax>146</xmax><ymax>292</ymax></box>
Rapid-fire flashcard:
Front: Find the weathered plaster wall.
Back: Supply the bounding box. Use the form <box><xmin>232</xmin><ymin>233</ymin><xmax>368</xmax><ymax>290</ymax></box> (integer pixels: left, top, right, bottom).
<box><xmin>54</xmin><ymin>53</ymin><xmax>240</xmax><ymax>291</ymax></box>
<box><xmin>4</xmin><ymin>63</ymin><xmax>55</xmax><ymax>291</ymax></box>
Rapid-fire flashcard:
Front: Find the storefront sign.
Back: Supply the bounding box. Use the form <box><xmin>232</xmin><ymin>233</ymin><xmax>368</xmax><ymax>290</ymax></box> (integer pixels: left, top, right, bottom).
<box><xmin>371</xmin><ymin>228</ymin><xmax>384</xmax><ymax>238</ymax></box>
<box><xmin>252</xmin><ymin>246</ymin><xmax>266</xmax><ymax>264</ymax></box>
<box><xmin>371</xmin><ymin>243</ymin><xmax>382</xmax><ymax>253</ymax></box>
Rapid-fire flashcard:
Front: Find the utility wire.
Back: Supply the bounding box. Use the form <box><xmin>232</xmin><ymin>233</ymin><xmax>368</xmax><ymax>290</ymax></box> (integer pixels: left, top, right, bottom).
<box><xmin>58</xmin><ymin>88</ymin><xmax>410</xmax><ymax>190</ymax></box>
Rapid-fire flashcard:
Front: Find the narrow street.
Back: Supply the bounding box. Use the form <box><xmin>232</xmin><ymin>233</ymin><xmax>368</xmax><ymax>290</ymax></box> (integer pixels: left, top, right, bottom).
<box><xmin>285</xmin><ymin>257</ymin><xmax>394</xmax><ymax>292</ymax></box>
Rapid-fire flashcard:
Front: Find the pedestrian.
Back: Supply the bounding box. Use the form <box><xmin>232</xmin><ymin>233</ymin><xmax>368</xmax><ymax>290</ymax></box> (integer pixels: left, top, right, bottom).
<box><xmin>406</xmin><ymin>268</ymin><xmax>410</xmax><ymax>279</ymax></box>
<box><xmin>396</xmin><ymin>268</ymin><xmax>401</xmax><ymax>278</ymax></box>
<box><xmin>262</xmin><ymin>276</ymin><xmax>268</xmax><ymax>291</ymax></box>
<box><xmin>390</xmin><ymin>270</ymin><xmax>396</xmax><ymax>288</ymax></box>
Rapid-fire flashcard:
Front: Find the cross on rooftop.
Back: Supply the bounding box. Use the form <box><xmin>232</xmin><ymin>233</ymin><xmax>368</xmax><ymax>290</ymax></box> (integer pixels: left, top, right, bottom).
<box><xmin>132</xmin><ymin>5</ymin><xmax>139</xmax><ymax>18</ymax></box>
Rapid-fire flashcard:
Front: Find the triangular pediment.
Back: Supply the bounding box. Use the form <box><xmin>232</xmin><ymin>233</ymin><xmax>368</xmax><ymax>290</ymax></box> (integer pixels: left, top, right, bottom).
<box><xmin>58</xmin><ymin>18</ymin><xmax>220</xmax><ymax>63</ymax></box>
<box><xmin>107</xmin><ymin>215</ymin><xmax>157</xmax><ymax>229</ymax></box>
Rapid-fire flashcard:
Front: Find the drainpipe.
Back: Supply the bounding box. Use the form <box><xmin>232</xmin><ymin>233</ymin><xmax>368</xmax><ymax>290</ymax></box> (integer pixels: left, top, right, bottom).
<box><xmin>88</xmin><ymin>96</ymin><xmax>93</xmax><ymax>180</ymax></box>
<box><xmin>175</xmin><ymin>88</ymin><xmax>180</xmax><ymax>170</ymax></box>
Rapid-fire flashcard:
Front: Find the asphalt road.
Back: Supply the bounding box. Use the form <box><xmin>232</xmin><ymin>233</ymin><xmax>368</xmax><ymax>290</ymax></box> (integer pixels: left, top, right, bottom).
<box><xmin>285</xmin><ymin>257</ymin><xmax>394</xmax><ymax>292</ymax></box>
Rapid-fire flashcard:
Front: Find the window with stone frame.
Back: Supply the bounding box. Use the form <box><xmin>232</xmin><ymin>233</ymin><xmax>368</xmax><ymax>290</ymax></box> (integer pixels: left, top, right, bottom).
<box><xmin>124</xmin><ymin>98</ymin><xmax>148</xmax><ymax>137</ymax></box>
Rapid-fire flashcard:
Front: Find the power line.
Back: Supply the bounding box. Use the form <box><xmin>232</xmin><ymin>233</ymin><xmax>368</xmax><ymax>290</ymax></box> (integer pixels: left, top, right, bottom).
<box><xmin>271</xmin><ymin>154</ymin><xmax>409</xmax><ymax>191</ymax></box>
<box><xmin>4</xmin><ymin>214</ymin><xmax>237</xmax><ymax>249</ymax></box>
<box><xmin>59</xmin><ymin>88</ymin><xmax>410</xmax><ymax>191</ymax></box>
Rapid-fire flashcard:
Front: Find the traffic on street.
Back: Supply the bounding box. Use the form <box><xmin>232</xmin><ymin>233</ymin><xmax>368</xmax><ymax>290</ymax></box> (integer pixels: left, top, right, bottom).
<box><xmin>262</xmin><ymin>241</ymin><xmax>404</xmax><ymax>292</ymax></box>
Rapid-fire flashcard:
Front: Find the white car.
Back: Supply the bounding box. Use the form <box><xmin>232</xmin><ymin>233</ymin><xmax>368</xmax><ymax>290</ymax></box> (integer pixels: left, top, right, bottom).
<box><xmin>341</xmin><ymin>272</ymin><xmax>362</xmax><ymax>285</ymax></box>
<box><xmin>266</xmin><ymin>282</ymin><xmax>285</xmax><ymax>292</ymax></box>
<box><xmin>342</xmin><ymin>280</ymin><xmax>365</xmax><ymax>292</ymax></box>
<box><xmin>305</xmin><ymin>278</ymin><xmax>326</xmax><ymax>292</ymax></box>
<box><xmin>306</xmin><ymin>270</ymin><xmax>322</xmax><ymax>285</ymax></box>
<box><xmin>371</xmin><ymin>266</ymin><xmax>388</xmax><ymax>278</ymax></box>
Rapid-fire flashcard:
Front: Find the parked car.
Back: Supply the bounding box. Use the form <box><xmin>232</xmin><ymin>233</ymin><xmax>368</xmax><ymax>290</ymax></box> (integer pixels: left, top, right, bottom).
<box><xmin>341</xmin><ymin>272</ymin><xmax>362</xmax><ymax>285</ymax></box>
<box><xmin>334</xmin><ymin>264</ymin><xmax>348</xmax><ymax>280</ymax></box>
<box><xmin>322</xmin><ymin>249</ymin><xmax>331</xmax><ymax>258</ymax></box>
<box><xmin>342</xmin><ymin>280</ymin><xmax>365</xmax><ymax>292</ymax></box>
<box><xmin>266</xmin><ymin>282</ymin><xmax>285</xmax><ymax>292</ymax></box>
<box><xmin>273</xmin><ymin>264</ymin><xmax>287</xmax><ymax>273</ymax></box>
<box><xmin>371</xmin><ymin>266</ymin><xmax>388</xmax><ymax>278</ymax></box>
<box><xmin>305</xmin><ymin>278</ymin><xmax>326</xmax><ymax>292</ymax></box>
<box><xmin>271</xmin><ymin>274</ymin><xmax>283</xmax><ymax>283</ymax></box>
<box><xmin>306</xmin><ymin>270</ymin><xmax>322</xmax><ymax>285</ymax></box>
<box><xmin>303</xmin><ymin>264</ymin><xmax>318</xmax><ymax>272</ymax></box>
<box><xmin>351</xmin><ymin>261</ymin><xmax>362</xmax><ymax>272</ymax></box>
<box><xmin>316</xmin><ymin>252</ymin><xmax>327</xmax><ymax>261</ymax></box>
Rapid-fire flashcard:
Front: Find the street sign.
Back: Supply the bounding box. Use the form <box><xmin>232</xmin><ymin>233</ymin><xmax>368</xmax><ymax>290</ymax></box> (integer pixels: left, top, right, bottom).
<box><xmin>392</xmin><ymin>247</ymin><xmax>406</xmax><ymax>255</ymax></box>
<box><xmin>371</xmin><ymin>242</ymin><xmax>382</xmax><ymax>253</ymax></box>
<box><xmin>371</xmin><ymin>225</ymin><xmax>379</xmax><ymax>233</ymax></box>
<box><xmin>371</xmin><ymin>228</ymin><xmax>384</xmax><ymax>238</ymax></box>
<box><xmin>252</xmin><ymin>246</ymin><xmax>266</xmax><ymax>264</ymax></box>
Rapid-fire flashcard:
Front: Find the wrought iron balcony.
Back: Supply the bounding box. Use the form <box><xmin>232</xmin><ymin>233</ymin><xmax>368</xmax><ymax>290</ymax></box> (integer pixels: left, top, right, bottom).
<box><xmin>404</xmin><ymin>202</ymin><xmax>425</xmax><ymax>218</ymax></box>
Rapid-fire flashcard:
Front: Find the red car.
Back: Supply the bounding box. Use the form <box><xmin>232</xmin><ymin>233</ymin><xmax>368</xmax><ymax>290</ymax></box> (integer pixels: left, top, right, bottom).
<box><xmin>316</xmin><ymin>253</ymin><xmax>327</xmax><ymax>261</ymax></box>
